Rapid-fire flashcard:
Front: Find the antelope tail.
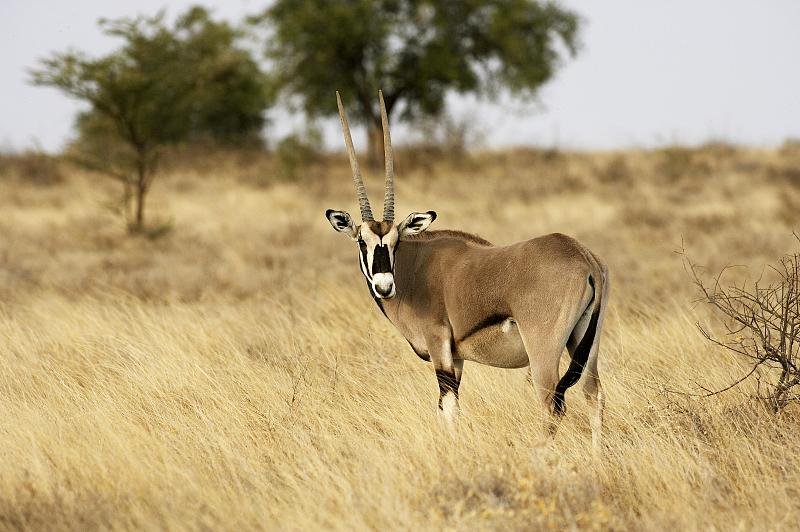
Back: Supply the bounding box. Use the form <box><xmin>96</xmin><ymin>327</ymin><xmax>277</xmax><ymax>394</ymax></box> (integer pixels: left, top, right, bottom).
<box><xmin>553</xmin><ymin>274</ymin><xmax>602</xmax><ymax>416</ymax></box>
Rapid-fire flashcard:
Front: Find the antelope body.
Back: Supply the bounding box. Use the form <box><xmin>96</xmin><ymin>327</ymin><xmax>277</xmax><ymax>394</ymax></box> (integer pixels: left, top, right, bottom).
<box><xmin>326</xmin><ymin>91</ymin><xmax>609</xmax><ymax>446</ymax></box>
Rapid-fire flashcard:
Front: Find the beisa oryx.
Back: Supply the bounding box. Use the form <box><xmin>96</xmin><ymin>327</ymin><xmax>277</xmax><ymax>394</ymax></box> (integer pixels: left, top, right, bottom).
<box><xmin>326</xmin><ymin>91</ymin><xmax>610</xmax><ymax>447</ymax></box>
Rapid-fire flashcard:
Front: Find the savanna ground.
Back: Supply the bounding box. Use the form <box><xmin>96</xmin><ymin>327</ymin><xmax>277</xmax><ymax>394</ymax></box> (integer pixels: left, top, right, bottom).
<box><xmin>1</xmin><ymin>143</ymin><xmax>800</xmax><ymax>530</ymax></box>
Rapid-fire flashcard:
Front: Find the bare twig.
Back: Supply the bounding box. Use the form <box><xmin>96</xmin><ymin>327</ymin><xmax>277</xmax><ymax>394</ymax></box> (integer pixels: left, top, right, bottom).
<box><xmin>679</xmin><ymin>237</ymin><xmax>800</xmax><ymax>413</ymax></box>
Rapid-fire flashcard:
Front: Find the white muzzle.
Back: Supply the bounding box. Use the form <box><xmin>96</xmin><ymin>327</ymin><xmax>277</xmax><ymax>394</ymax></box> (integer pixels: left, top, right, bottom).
<box><xmin>372</xmin><ymin>272</ymin><xmax>396</xmax><ymax>299</ymax></box>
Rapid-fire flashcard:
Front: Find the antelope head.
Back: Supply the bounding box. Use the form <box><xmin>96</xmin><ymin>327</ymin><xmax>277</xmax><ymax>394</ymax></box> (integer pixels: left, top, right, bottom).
<box><xmin>326</xmin><ymin>91</ymin><xmax>436</xmax><ymax>299</ymax></box>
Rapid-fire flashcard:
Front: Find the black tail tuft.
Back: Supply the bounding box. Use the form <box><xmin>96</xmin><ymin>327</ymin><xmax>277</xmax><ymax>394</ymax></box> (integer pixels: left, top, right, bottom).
<box><xmin>553</xmin><ymin>276</ymin><xmax>599</xmax><ymax>416</ymax></box>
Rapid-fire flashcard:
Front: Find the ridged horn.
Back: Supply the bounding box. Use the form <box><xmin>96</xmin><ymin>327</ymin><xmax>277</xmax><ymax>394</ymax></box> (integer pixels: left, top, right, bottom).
<box><xmin>336</xmin><ymin>91</ymin><xmax>373</xmax><ymax>221</ymax></box>
<box><xmin>379</xmin><ymin>90</ymin><xmax>395</xmax><ymax>222</ymax></box>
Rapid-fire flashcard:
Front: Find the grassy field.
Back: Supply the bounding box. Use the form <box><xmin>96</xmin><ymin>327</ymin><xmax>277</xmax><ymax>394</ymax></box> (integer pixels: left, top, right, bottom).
<box><xmin>1</xmin><ymin>144</ymin><xmax>799</xmax><ymax>530</ymax></box>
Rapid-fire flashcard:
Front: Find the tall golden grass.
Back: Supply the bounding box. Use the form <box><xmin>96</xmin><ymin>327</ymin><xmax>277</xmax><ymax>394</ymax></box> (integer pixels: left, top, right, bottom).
<box><xmin>1</xmin><ymin>144</ymin><xmax>799</xmax><ymax>530</ymax></box>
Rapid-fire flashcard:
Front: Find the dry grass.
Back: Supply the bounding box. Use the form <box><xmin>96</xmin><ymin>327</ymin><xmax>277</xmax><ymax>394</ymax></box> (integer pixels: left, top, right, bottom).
<box><xmin>1</xmin><ymin>145</ymin><xmax>799</xmax><ymax>530</ymax></box>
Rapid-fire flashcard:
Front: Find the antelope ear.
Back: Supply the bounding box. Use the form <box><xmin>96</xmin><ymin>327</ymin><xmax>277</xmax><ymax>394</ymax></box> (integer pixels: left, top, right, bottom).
<box><xmin>325</xmin><ymin>209</ymin><xmax>358</xmax><ymax>239</ymax></box>
<box><xmin>398</xmin><ymin>211</ymin><xmax>436</xmax><ymax>236</ymax></box>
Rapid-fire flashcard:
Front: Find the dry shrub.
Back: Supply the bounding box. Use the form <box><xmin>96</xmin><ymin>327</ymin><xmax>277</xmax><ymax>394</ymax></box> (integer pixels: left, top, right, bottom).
<box><xmin>779</xmin><ymin>188</ymin><xmax>800</xmax><ymax>225</ymax></box>
<box><xmin>275</xmin><ymin>131</ymin><xmax>323</xmax><ymax>181</ymax></box>
<box><xmin>656</xmin><ymin>146</ymin><xmax>711</xmax><ymax>182</ymax></box>
<box><xmin>698</xmin><ymin>140</ymin><xmax>738</xmax><ymax>157</ymax></box>
<box><xmin>0</xmin><ymin>151</ymin><xmax>64</xmax><ymax>185</ymax></box>
<box><xmin>766</xmin><ymin>161</ymin><xmax>800</xmax><ymax>186</ymax></box>
<box><xmin>779</xmin><ymin>138</ymin><xmax>800</xmax><ymax>158</ymax></box>
<box><xmin>396</xmin><ymin>142</ymin><xmax>472</xmax><ymax>174</ymax></box>
<box><xmin>620</xmin><ymin>201</ymin><xmax>670</xmax><ymax>229</ymax></box>
<box><xmin>156</xmin><ymin>143</ymin><xmax>280</xmax><ymax>187</ymax></box>
<box><xmin>686</xmin><ymin>238</ymin><xmax>800</xmax><ymax>412</ymax></box>
<box><xmin>398</xmin><ymin>113</ymin><xmax>483</xmax><ymax>172</ymax></box>
<box><xmin>503</xmin><ymin>147</ymin><xmax>565</xmax><ymax>169</ymax></box>
<box><xmin>598</xmin><ymin>154</ymin><xmax>632</xmax><ymax>185</ymax></box>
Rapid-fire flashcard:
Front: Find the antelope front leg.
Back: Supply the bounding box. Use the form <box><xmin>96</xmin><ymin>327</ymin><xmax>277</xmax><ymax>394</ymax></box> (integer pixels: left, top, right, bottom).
<box><xmin>435</xmin><ymin>365</ymin><xmax>460</xmax><ymax>426</ymax></box>
<box><xmin>428</xmin><ymin>334</ymin><xmax>462</xmax><ymax>427</ymax></box>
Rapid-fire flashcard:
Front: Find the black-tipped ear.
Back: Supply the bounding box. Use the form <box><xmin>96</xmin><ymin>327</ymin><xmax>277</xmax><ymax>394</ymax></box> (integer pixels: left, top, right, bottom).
<box><xmin>325</xmin><ymin>209</ymin><xmax>358</xmax><ymax>239</ymax></box>
<box><xmin>398</xmin><ymin>211</ymin><xmax>436</xmax><ymax>236</ymax></box>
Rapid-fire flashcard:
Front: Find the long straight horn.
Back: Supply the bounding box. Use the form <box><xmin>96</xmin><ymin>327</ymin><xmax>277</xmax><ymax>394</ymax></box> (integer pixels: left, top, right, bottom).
<box><xmin>379</xmin><ymin>90</ymin><xmax>395</xmax><ymax>223</ymax></box>
<box><xmin>336</xmin><ymin>91</ymin><xmax>373</xmax><ymax>221</ymax></box>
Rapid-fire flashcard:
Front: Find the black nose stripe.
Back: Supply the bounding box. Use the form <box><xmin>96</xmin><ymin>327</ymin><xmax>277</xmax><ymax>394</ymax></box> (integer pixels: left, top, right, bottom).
<box><xmin>371</xmin><ymin>244</ymin><xmax>392</xmax><ymax>275</ymax></box>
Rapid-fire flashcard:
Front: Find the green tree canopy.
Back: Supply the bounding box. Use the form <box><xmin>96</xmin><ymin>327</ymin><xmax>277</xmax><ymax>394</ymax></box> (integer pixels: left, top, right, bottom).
<box><xmin>255</xmin><ymin>0</ymin><xmax>580</xmax><ymax>163</ymax></box>
<box><xmin>31</xmin><ymin>6</ymin><xmax>271</xmax><ymax>230</ymax></box>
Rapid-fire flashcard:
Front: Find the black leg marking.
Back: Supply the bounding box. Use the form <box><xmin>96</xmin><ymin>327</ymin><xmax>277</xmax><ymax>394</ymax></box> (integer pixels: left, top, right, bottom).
<box><xmin>554</xmin><ymin>276</ymin><xmax>599</xmax><ymax>416</ymax></box>
<box><xmin>436</xmin><ymin>369</ymin><xmax>460</xmax><ymax>409</ymax></box>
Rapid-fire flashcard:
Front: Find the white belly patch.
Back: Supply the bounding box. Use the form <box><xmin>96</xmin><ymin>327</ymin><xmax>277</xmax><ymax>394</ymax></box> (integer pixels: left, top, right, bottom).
<box><xmin>455</xmin><ymin>318</ymin><xmax>529</xmax><ymax>369</ymax></box>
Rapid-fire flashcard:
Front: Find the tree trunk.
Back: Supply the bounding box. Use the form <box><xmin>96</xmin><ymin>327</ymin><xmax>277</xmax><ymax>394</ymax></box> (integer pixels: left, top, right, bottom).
<box><xmin>123</xmin><ymin>180</ymin><xmax>133</xmax><ymax>226</ymax></box>
<box><xmin>366</xmin><ymin>119</ymin><xmax>384</xmax><ymax>169</ymax></box>
<box><xmin>134</xmin><ymin>181</ymin><xmax>146</xmax><ymax>231</ymax></box>
<box><xmin>130</xmin><ymin>153</ymin><xmax>148</xmax><ymax>233</ymax></box>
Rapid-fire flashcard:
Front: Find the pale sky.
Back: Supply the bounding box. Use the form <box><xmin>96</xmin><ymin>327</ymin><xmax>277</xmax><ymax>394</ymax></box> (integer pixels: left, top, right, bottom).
<box><xmin>2</xmin><ymin>1</ymin><xmax>799</xmax><ymax>152</ymax></box>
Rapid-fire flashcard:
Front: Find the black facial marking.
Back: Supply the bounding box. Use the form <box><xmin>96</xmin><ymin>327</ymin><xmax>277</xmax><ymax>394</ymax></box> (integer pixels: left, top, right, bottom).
<box><xmin>371</xmin><ymin>244</ymin><xmax>392</xmax><ymax>274</ymax></box>
<box><xmin>435</xmin><ymin>369</ymin><xmax>460</xmax><ymax>409</ymax></box>
<box><xmin>358</xmin><ymin>239</ymin><xmax>370</xmax><ymax>277</ymax></box>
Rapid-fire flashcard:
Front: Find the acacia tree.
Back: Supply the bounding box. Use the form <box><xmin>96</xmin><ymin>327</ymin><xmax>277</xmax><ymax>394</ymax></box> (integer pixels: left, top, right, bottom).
<box><xmin>31</xmin><ymin>7</ymin><xmax>270</xmax><ymax>231</ymax></box>
<box><xmin>255</xmin><ymin>0</ymin><xmax>580</xmax><ymax>164</ymax></box>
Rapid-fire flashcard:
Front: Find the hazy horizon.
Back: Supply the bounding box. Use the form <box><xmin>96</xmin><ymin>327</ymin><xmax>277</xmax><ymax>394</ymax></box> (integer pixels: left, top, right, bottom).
<box><xmin>2</xmin><ymin>0</ymin><xmax>799</xmax><ymax>152</ymax></box>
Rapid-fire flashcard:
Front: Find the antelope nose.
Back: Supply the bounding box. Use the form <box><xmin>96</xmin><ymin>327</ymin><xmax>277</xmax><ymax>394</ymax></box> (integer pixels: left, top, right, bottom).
<box><xmin>375</xmin><ymin>285</ymin><xmax>393</xmax><ymax>297</ymax></box>
<box><xmin>376</xmin><ymin>283</ymin><xmax>396</xmax><ymax>297</ymax></box>
<box><xmin>372</xmin><ymin>273</ymin><xmax>395</xmax><ymax>298</ymax></box>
